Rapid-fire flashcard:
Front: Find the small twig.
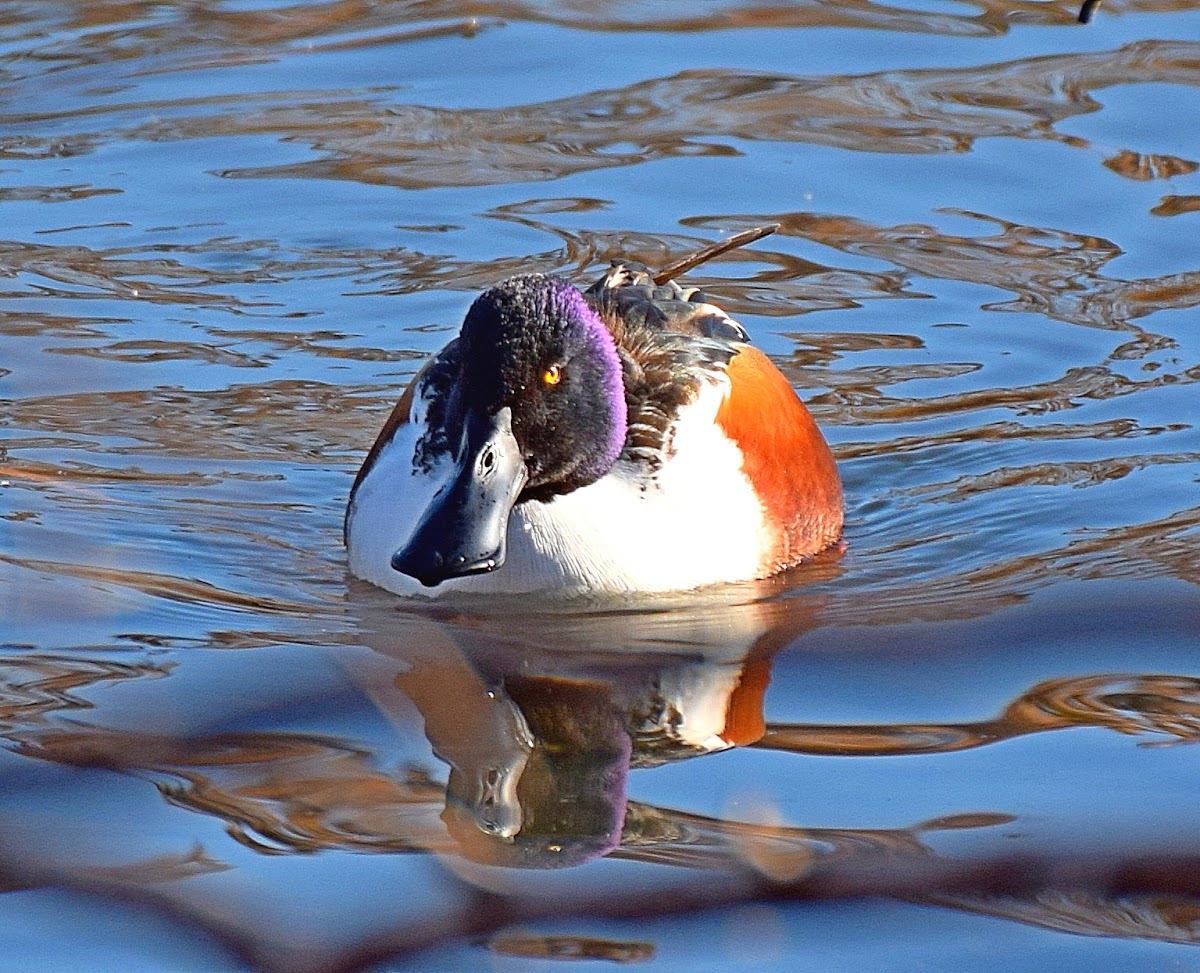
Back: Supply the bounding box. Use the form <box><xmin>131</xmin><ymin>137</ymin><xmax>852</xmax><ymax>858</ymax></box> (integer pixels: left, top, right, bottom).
<box><xmin>652</xmin><ymin>224</ymin><xmax>779</xmax><ymax>285</ymax></box>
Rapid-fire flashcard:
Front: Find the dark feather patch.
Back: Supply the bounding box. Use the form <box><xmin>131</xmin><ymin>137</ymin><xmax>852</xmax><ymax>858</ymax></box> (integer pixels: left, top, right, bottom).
<box><xmin>584</xmin><ymin>263</ymin><xmax>743</xmax><ymax>474</ymax></box>
<box><xmin>411</xmin><ymin>338</ymin><xmax>461</xmax><ymax>473</ymax></box>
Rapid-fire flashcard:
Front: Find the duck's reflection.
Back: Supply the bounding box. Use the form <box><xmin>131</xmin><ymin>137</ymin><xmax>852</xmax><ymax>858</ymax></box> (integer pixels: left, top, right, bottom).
<box><xmin>354</xmin><ymin>587</ymin><xmax>813</xmax><ymax>868</ymax></box>
<box><xmin>9</xmin><ymin>608</ymin><xmax>1200</xmax><ymax>880</ymax></box>
<box><xmin>397</xmin><ymin>648</ymin><xmax>633</xmax><ymax>868</ymax></box>
<box><xmin>6</xmin><ymin>614</ymin><xmax>1200</xmax><ymax>954</ymax></box>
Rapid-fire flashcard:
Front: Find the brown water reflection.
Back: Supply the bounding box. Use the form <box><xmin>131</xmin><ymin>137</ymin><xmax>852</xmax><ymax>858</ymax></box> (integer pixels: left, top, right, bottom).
<box><xmin>7</xmin><ymin>32</ymin><xmax>1200</xmax><ymax>189</ymax></box>
<box><xmin>0</xmin><ymin>0</ymin><xmax>1143</xmax><ymax>84</ymax></box>
<box><xmin>761</xmin><ymin>673</ymin><xmax>1200</xmax><ymax>756</ymax></box>
<box><xmin>684</xmin><ymin>210</ymin><xmax>1200</xmax><ymax>333</ymax></box>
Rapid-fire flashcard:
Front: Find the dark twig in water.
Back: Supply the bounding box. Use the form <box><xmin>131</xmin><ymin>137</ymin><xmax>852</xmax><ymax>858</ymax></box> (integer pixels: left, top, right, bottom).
<box><xmin>7</xmin><ymin>835</ymin><xmax>1200</xmax><ymax>973</ymax></box>
<box><xmin>652</xmin><ymin>223</ymin><xmax>779</xmax><ymax>285</ymax></box>
<box><xmin>1078</xmin><ymin>0</ymin><xmax>1101</xmax><ymax>23</ymax></box>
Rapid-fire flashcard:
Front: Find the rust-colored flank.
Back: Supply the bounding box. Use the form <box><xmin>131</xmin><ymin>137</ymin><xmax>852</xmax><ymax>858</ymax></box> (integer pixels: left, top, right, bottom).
<box><xmin>716</xmin><ymin>346</ymin><xmax>844</xmax><ymax>574</ymax></box>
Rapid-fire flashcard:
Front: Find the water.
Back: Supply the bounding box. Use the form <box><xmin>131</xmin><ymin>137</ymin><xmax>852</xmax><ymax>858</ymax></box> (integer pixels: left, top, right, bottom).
<box><xmin>2</xmin><ymin>1</ymin><xmax>1200</xmax><ymax>970</ymax></box>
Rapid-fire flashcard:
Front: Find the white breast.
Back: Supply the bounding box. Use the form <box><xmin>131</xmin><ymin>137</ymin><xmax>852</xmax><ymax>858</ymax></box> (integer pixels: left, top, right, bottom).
<box><xmin>346</xmin><ymin>383</ymin><xmax>770</xmax><ymax>598</ymax></box>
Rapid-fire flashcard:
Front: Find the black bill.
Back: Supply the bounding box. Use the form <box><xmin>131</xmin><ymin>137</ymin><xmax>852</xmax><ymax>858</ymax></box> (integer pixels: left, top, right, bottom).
<box><xmin>391</xmin><ymin>407</ymin><xmax>527</xmax><ymax>587</ymax></box>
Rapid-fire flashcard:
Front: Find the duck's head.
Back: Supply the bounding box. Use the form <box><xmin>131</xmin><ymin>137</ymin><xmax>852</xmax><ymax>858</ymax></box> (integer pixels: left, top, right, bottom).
<box><xmin>392</xmin><ymin>274</ymin><xmax>627</xmax><ymax>587</ymax></box>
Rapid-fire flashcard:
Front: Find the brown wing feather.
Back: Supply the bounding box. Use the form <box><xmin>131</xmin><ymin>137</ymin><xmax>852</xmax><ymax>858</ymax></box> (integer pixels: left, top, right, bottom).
<box><xmin>585</xmin><ymin>265</ymin><xmax>742</xmax><ymax>472</ymax></box>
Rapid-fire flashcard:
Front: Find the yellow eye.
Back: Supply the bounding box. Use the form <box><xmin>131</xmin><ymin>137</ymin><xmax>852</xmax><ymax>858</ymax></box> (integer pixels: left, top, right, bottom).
<box><xmin>542</xmin><ymin>364</ymin><xmax>562</xmax><ymax>386</ymax></box>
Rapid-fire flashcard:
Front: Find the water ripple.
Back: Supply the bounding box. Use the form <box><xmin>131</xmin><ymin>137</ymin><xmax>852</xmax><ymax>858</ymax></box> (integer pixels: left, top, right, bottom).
<box><xmin>5</xmin><ymin>41</ymin><xmax>1199</xmax><ymax>189</ymax></box>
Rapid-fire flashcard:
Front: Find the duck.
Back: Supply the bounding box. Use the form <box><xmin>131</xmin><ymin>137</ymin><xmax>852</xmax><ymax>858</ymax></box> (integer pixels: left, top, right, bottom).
<box><xmin>345</xmin><ymin>225</ymin><xmax>843</xmax><ymax>597</ymax></box>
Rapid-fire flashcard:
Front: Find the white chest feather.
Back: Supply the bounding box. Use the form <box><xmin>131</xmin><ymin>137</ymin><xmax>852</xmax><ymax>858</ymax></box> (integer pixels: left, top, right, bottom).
<box><xmin>346</xmin><ymin>384</ymin><xmax>769</xmax><ymax>597</ymax></box>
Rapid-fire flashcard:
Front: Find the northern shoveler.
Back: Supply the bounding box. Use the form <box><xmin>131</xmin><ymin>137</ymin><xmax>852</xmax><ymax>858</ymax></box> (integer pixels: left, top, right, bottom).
<box><xmin>345</xmin><ymin>225</ymin><xmax>843</xmax><ymax>596</ymax></box>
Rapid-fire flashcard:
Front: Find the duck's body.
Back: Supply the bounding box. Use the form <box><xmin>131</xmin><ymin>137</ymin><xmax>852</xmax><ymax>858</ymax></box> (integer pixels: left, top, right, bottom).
<box><xmin>346</xmin><ymin>230</ymin><xmax>842</xmax><ymax>598</ymax></box>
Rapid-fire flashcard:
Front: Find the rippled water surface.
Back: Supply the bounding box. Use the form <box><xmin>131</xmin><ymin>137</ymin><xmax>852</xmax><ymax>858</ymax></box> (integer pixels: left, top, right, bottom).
<box><xmin>3</xmin><ymin>1</ymin><xmax>1200</xmax><ymax>971</ymax></box>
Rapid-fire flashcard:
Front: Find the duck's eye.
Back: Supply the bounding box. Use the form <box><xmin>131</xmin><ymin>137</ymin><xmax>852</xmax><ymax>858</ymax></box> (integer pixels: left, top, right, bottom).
<box><xmin>542</xmin><ymin>364</ymin><xmax>562</xmax><ymax>386</ymax></box>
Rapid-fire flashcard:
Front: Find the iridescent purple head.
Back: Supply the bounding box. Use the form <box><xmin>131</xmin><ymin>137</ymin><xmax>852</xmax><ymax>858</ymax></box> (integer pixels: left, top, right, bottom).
<box><xmin>457</xmin><ymin>274</ymin><xmax>628</xmax><ymax>501</ymax></box>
